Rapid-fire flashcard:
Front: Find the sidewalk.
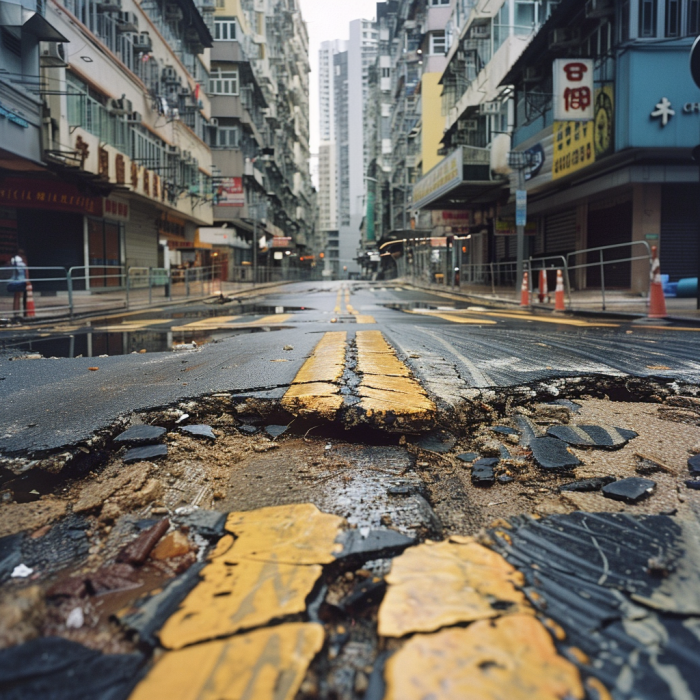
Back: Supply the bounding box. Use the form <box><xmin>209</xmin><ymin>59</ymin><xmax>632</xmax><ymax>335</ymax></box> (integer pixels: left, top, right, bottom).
<box><xmin>400</xmin><ymin>278</ymin><xmax>700</xmax><ymax>324</ymax></box>
<box><xmin>0</xmin><ymin>279</ymin><xmax>290</xmax><ymax>324</ymax></box>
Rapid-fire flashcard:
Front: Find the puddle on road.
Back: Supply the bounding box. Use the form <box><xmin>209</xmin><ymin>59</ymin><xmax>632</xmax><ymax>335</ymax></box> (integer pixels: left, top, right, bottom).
<box><xmin>0</xmin><ymin>303</ymin><xmax>306</xmax><ymax>358</ymax></box>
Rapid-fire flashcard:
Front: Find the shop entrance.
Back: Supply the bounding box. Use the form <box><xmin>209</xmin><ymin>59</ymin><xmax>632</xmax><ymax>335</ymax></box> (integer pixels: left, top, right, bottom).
<box><xmin>586</xmin><ymin>199</ymin><xmax>632</xmax><ymax>289</ymax></box>
<box><xmin>88</xmin><ymin>219</ymin><xmax>122</xmax><ymax>288</ymax></box>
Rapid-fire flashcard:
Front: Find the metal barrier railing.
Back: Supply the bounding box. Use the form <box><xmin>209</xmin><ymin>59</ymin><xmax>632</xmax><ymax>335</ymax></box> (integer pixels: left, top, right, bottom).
<box><xmin>525</xmin><ymin>255</ymin><xmax>572</xmax><ymax>306</ymax></box>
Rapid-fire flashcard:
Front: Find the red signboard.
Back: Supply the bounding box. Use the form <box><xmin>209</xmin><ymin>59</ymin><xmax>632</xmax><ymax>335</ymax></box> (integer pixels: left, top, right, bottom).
<box><xmin>0</xmin><ymin>178</ymin><xmax>103</xmax><ymax>216</ymax></box>
<box><xmin>215</xmin><ymin>177</ymin><xmax>245</xmax><ymax>207</ymax></box>
<box><xmin>272</xmin><ymin>236</ymin><xmax>292</xmax><ymax>248</ymax></box>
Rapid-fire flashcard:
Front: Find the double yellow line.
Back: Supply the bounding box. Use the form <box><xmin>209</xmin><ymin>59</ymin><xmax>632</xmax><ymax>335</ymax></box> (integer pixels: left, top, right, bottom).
<box><xmin>334</xmin><ymin>285</ymin><xmax>376</xmax><ymax>324</ymax></box>
<box><xmin>281</xmin><ymin>330</ymin><xmax>435</xmax><ymax>422</ymax></box>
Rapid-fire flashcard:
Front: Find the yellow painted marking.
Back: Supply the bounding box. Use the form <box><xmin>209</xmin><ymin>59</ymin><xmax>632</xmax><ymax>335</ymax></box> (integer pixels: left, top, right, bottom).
<box><xmin>480</xmin><ymin>311</ymin><xmax>618</xmax><ymax>327</ymax></box>
<box><xmin>223</xmin><ymin>503</ymin><xmax>344</xmax><ymax>566</ymax></box>
<box><xmin>94</xmin><ymin>319</ymin><xmax>174</xmax><ymax>332</ymax></box>
<box><xmin>383</xmin><ymin>615</ymin><xmax>585</xmax><ymax>700</ymax></box>
<box><xmin>428</xmin><ymin>313</ymin><xmax>497</xmax><ymax>325</ymax></box>
<box><xmin>246</xmin><ymin>314</ymin><xmax>292</xmax><ymax>325</ymax></box>
<box><xmin>281</xmin><ymin>332</ymin><xmax>347</xmax><ymax>418</ymax></box>
<box><xmin>378</xmin><ymin>538</ymin><xmax>530</xmax><ymax>638</ymax></box>
<box><xmin>639</xmin><ymin>325</ymin><xmax>700</xmax><ymax>332</ymax></box>
<box><xmin>346</xmin><ymin>303</ymin><xmax>356</xmax><ymax>313</ymax></box>
<box><xmin>355</xmin><ymin>331</ymin><xmax>435</xmax><ymax>419</ymax></box>
<box><xmin>344</xmin><ymin>289</ymin><xmax>351</xmax><ymax>304</ymax></box>
<box><xmin>131</xmin><ymin>623</ymin><xmax>324</xmax><ymax>700</ymax></box>
<box><xmin>355</xmin><ymin>314</ymin><xmax>376</xmax><ymax>324</ymax></box>
<box><xmin>159</xmin><ymin>504</ymin><xmax>343</xmax><ymax>650</ymax></box>
<box><xmin>159</xmin><ymin>558</ymin><xmax>322</xmax><ymax>649</ymax></box>
<box><xmin>173</xmin><ymin>315</ymin><xmax>242</xmax><ymax>329</ymax></box>
<box><xmin>334</xmin><ymin>289</ymin><xmax>343</xmax><ymax>314</ymax></box>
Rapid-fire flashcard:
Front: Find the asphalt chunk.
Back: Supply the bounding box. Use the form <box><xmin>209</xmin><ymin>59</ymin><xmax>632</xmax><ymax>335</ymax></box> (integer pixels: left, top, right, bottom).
<box><xmin>456</xmin><ymin>452</ymin><xmax>479</xmax><ymax>463</ymax></box>
<box><xmin>123</xmin><ymin>444</ymin><xmax>168</xmax><ymax>464</ymax></box>
<box><xmin>180</xmin><ymin>425</ymin><xmax>216</xmax><ymax>440</ymax></box>
<box><xmin>114</xmin><ymin>425</ymin><xmax>166</xmax><ymax>445</ymax></box>
<box><xmin>265</xmin><ymin>424</ymin><xmax>289</xmax><ymax>438</ymax></box>
<box><xmin>416</xmin><ymin>430</ymin><xmax>457</xmax><ymax>454</ymax></box>
<box><xmin>471</xmin><ymin>458</ymin><xmax>498</xmax><ymax>487</ymax></box>
<box><xmin>547</xmin><ymin>424</ymin><xmax>638</xmax><ymax>449</ymax></box>
<box><xmin>602</xmin><ymin>477</ymin><xmax>656</xmax><ymax>503</ymax></box>
<box><xmin>559</xmin><ymin>476</ymin><xmax>616</xmax><ymax>493</ymax></box>
<box><xmin>334</xmin><ymin>529</ymin><xmax>415</xmax><ymax>561</ymax></box>
<box><xmin>530</xmin><ymin>437</ymin><xmax>582</xmax><ymax>471</ymax></box>
<box><xmin>689</xmin><ymin>454</ymin><xmax>700</xmax><ymax>476</ymax></box>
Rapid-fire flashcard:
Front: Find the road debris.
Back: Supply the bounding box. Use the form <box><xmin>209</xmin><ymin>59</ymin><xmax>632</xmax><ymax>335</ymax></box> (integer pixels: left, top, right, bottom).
<box><xmin>530</xmin><ymin>436</ymin><xmax>582</xmax><ymax>470</ymax></box>
<box><xmin>602</xmin><ymin>477</ymin><xmax>656</xmax><ymax>503</ymax></box>
<box><xmin>114</xmin><ymin>426</ymin><xmax>167</xmax><ymax>445</ymax></box>
<box><xmin>122</xmin><ymin>444</ymin><xmax>168</xmax><ymax>464</ymax></box>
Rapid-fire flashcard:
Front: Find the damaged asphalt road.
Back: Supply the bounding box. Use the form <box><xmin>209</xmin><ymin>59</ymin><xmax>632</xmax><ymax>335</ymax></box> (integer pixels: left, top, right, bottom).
<box><xmin>1</xmin><ymin>281</ymin><xmax>700</xmax><ymax>699</ymax></box>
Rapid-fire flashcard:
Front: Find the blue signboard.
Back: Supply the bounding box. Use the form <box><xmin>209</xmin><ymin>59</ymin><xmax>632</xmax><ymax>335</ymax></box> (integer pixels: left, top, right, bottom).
<box><xmin>515</xmin><ymin>190</ymin><xmax>527</xmax><ymax>227</ymax></box>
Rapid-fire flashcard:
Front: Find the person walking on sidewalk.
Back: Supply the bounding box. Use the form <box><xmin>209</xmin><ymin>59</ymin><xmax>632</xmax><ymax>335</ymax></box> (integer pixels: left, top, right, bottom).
<box><xmin>7</xmin><ymin>249</ymin><xmax>28</xmax><ymax>318</ymax></box>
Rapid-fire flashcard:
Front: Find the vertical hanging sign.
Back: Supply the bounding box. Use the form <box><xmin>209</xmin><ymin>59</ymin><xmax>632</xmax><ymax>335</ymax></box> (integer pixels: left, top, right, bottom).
<box><xmin>515</xmin><ymin>190</ymin><xmax>527</xmax><ymax>227</ymax></box>
<box><xmin>553</xmin><ymin>58</ymin><xmax>594</xmax><ymax>122</ymax></box>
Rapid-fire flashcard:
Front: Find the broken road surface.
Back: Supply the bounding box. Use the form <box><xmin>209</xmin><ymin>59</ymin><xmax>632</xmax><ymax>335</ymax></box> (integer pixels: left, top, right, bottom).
<box><xmin>1</xmin><ymin>281</ymin><xmax>700</xmax><ymax>699</ymax></box>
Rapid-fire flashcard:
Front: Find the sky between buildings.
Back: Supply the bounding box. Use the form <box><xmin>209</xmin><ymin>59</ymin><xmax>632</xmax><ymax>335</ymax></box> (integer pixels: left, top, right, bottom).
<box><xmin>300</xmin><ymin>0</ymin><xmax>379</xmax><ymax>155</ymax></box>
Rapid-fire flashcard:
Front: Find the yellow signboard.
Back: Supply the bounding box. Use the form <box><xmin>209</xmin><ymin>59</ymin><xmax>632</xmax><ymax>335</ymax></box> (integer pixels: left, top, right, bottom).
<box><xmin>552</xmin><ymin>85</ymin><xmax>614</xmax><ymax>181</ymax></box>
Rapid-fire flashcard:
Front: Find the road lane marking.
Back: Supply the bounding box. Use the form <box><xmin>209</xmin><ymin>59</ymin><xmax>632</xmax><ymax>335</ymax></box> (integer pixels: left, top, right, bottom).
<box><xmin>355</xmin><ymin>314</ymin><xmax>377</xmax><ymax>324</ymax></box>
<box><xmin>131</xmin><ymin>623</ymin><xmax>324</xmax><ymax>700</ymax></box>
<box><xmin>415</xmin><ymin>328</ymin><xmax>494</xmax><ymax>388</ymax></box>
<box><xmin>172</xmin><ymin>314</ymin><xmax>292</xmax><ymax>330</ymax></box>
<box><xmin>355</xmin><ymin>331</ymin><xmax>435</xmax><ymax>418</ymax></box>
<box><xmin>281</xmin><ymin>331</ymin><xmax>347</xmax><ymax>418</ymax></box>
<box><xmin>425</xmin><ymin>313</ymin><xmax>497</xmax><ymax>325</ymax></box>
<box><xmin>172</xmin><ymin>315</ymin><xmax>243</xmax><ymax>329</ymax></box>
<box><xmin>334</xmin><ymin>288</ymin><xmax>343</xmax><ymax>314</ymax></box>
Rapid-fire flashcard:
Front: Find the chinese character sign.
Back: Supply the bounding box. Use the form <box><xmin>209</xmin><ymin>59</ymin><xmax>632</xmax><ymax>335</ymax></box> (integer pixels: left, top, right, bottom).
<box><xmin>553</xmin><ymin>59</ymin><xmax>594</xmax><ymax>122</ymax></box>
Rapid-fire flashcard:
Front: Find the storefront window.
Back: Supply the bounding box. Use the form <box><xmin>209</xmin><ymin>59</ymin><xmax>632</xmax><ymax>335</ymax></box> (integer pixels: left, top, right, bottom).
<box><xmin>88</xmin><ymin>219</ymin><xmax>122</xmax><ymax>288</ymax></box>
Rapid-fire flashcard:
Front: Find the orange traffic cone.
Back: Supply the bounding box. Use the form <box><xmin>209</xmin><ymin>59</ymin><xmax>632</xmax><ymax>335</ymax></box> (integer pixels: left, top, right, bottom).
<box><xmin>24</xmin><ymin>280</ymin><xmax>36</xmax><ymax>318</ymax></box>
<box><xmin>538</xmin><ymin>269</ymin><xmax>549</xmax><ymax>303</ymax></box>
<box><xmin>647</xmin><ymin>246</ymin><xmax>667</xmax><ymax>319</ymax></box>
<box><xmin>554</xmin><ymin>269</ymin><xmax>566</xmax><ymax>312</ymax></box>
<box><xmin>520</xmin><ymin>271</ymin><xmax>530</xmax><ymax>307</ymax></box>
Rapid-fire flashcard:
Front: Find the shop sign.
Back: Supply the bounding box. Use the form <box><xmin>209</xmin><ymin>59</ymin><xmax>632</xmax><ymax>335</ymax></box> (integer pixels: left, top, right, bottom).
<box><xmin>515</xmin><ymin>190</ymin><xmax>527</xmax><ymax>226</ymax></box>
<box><xmin>412</xmin><ymin>148</ymin><xmax>463</xmax><ymax>210</ymax></box>
<box><xmin>103</xmin><ymin>196</ymin><xmax>130</xmax><ymax>222</ymax></box>
<box><xmin>430</xmin><ymin>237</ymin><xmax>447</xmax><ymax>247</ymax></box>
<box><xmin>0</xmin><ymin>178</ymin><xmax>102</xmax><ymax>215</ymax></box>
<box><xmin>167</xmin><ymin>239</ymin><xmax>194</xmax><ymax>249</ymax></box>
<box><xmin>431</xmin><ymin>210</ymin><xmax>470</xmax><ymax>227</ymax></box>
<box><xmin>272</xmin><ymin>236</ymin><xmax>292</xmax><ymax>248</ymax></box>
<box><xmin>553</xmin><ymin>59</ymin><xmax>594</xmax><ymax>122</ymax></box>
<box><xmin>553</xmin><ymin>85</ymin><xmax>614</xmax><ymax>181</ymax></box>
<box><xmin>215</xmin><ymin>177</ymin><xmax>244</xmax><ymax>207</ymax></box>
<box><xmin>156</xmin><ymin>212</ymin><xmax>186</xmax><ymax>238</ymax></box>
<box><xmin>0</xmin><ymin>103</ymin><xmax>29</xmax><ymax>128</ymax></box>
<box><xmin>495</xmin><ymin>219</ymin><xmax>537</xmax><ymax>236</ymax></box>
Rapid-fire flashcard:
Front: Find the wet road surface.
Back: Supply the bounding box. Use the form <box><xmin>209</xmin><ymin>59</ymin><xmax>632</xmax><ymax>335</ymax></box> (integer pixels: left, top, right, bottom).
<box><xmin>1</xmin><ymin>281</ymin><xmax>700</xmax><ymax>700</ymax></box>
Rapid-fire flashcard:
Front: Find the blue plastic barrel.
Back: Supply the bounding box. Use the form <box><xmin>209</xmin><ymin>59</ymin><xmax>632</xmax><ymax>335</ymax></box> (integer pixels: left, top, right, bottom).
<box><xmin>676</xmin><ymin>278</ymin><xmax>699</xmax><ymax>298</ymax></box>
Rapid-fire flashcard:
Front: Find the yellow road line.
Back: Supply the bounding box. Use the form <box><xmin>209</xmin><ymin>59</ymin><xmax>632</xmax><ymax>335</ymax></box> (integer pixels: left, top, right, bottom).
<box><xmin>428</xmin><ymin>313</ymin><xmax>497</xmax><ymax>325</ymax></box>
<box><xmin>355</xmin><ymin>330</ymin><xmax>435</xmax><ymax>418</ymax></box>
<box><xmin>281</xmin><ymin>331</ymin><xmax>347</xmax><ymax>419</ymax></box>
<box><xmin>637</xmin><ymin>325</ymin><xmax>700</xmax><ymax>332</ymax></box>
<box><xmin>334</xmin><ymin>289</ymin><xmax>343</xmax><ymax>314</ymax></box>
<box><xmin>355</xmin><ymin>314</ymin><xmax>376</xmax><ymax>324</ymax></box>
<box><xmin>246</xmin><ymin>314</ymin><xmax>292</xmax><ymax>325</ymax></box>
<box><xmin>479</xmin><ymin>311</ymin><xmax>619</xmax><ymax>327</ymax></box>
<box><xmin>172</xmin><ymin>315</ymin><xmax>242</xmax><ymax>330</ymax></box>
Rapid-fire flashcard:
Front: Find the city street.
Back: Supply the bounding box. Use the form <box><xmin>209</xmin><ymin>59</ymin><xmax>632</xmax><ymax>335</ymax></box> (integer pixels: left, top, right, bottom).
<box><xmin>1</xmin><ymin>281</ymin><xmax>700</xmax><ymax>699</ymax></box>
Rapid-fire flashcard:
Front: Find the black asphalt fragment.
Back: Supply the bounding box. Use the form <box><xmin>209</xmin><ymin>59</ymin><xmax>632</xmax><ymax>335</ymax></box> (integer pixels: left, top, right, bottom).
<box><xmin>689</xmin><ymin>454</ymin><xmax>700</xmax><ymax>476</ymax></box>
<box><xmin>559</xmin><ymin>476</ymin><xmax>616</xmax><ymax>493</ymax></box>
<box><xmin>114</xmin><ymin>425</ymin><xmax>166</xmax><ymax>445</ymax></box>
<box><xmin>122</xmin><ymin>444</ymin><xmax>169</xmax><ymax>464</ymax></box>
<box><xmin>529</xmin><ymin>436</ymin><xmax>582</xmax><ymax>470</ymax></box>
<box><xmin>602</xmin><ymin>477</ymin><xmax>656</xmax><ymax>503</ymax></box>
<box><xmin>456</xmin><ymin>452</ymin><xmax>478</xmax><ymax>463</ymax></box>
<box><xmin>490</xmin><ymin>425</ymin><xmax>518</xmax><ymax>436</ymax></box>
<box><xmin>179</xmin><ymin>425</ymin><xmax>216</xmax><ymax>440</ymax></box>
<box><xmin>416</xmin><ymin>430</ymin><xmax>457</xmax><ymax>454</ymax></box>
<box><xmin>265</xmin><ymin>425</ymin><xmax>288</xmax><ymax>438</ymax></box>
<box><xmin>471</xmin><ymin>458</ymin><xmax>498</xmax><ymax>486</ymax></box>
<box><xmin>547</xmin><ymin>425</ymin><xmax>638</xmax><ymax>449</ymax></box>
<box><xmin>334</xmin><ymin>529</ymin><xmax>415</xmax><ymax>561</ymax></box>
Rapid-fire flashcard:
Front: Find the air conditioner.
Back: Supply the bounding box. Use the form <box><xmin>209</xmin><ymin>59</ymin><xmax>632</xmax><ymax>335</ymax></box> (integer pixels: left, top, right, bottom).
<box><xmin>117</xmin><ymin>11</ymin><xmax>138</xmax><ymax>32</ymax></box>
<box><xmin>548</xmin><ymin>27</ymin><xmax>580</xmax><ymax>48</ymax></box>
<box><xmin>109</xmin><ymin>97</ymin><xmax>133</xmax><ymax>115</ymax></box>
<box><xmin>480</xmin><ymin>101</ymin><xmax>501</xmax><ymax>115</ymax></box>
<box><xmin>179</xmin><ymin>86</ymin><xmax>191</xmax><ymax>96</ymax></box>
<box><xmin>40</xmin><ymin>42</ymin><xmax>66</xmax><ymax>67</ymax></box>
<box><xmin>127</xmin><ymin>111</ymin><xmax>142</xmax><ymax>123</ymax></box>
<box><xmin>585</xmin><ymin>0</ymin><xmax>614</xmax><ymax>18</ymax></box>
<box><xmin>199</xmin><ymin>0</ymin><xmax>215</xmax><ymax>10</ymax></box>
<box><xmin>162</xmin><ymin>66</ymin><xmax>179</xmax><ymax>83</ymax></box>
<box><xmin>167</xmin><ymin>145</ymin><xmax>181</xmax><ymax>155</ymax></box>
<box><xmin>96</xmin><ymin>0</ymin><xmax>121</xmax><ymax>11</ymax></box>
<box><xmin>471</xmin><ymin>24</ymin><xmax>489</xmax><ymax>38</ymax></box>
<box><xmin>132</xmin><ymin>31</ymin><xmax>152</xmax><ymax>51</ymax></box>
<box><xmin>182</xmin><ymin>150</ymin><xmax>192</xmax><ymax>161</ymax></box>
<box><xmin>458</xmin><ymin>119</ymin><xmax>478</xmax><ymax>131</ymax></box>
<box><xmin>164</xmin><ymin>4</ymin><xmax>183</xmax><ymax>21</ymax></box>
<box><xmin>209</xmin><ymin>117</ymin><xmax>218</xmax><ymax>126</ymax></box>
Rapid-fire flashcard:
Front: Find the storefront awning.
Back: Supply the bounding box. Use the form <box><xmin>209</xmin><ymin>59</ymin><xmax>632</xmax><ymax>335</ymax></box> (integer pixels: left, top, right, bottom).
<box><xmin>0</xmin><ymin>1</ymin><xmax>68</xmax><ymax>41</ymax></box>
<box><xmin>412</xmin><ymin>146</ymin><xmax>507</xmax><ymax>211</ymax></box>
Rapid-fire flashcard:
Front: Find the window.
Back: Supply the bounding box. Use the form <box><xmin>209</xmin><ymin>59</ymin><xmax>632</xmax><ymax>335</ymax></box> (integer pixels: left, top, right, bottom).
<box><xmin>639</xmin><ymin>0</ymin><xmax>658</xmax><ymax>36</ymax></box>
<box><xmin>515</xmin><ymin>1</ymin><xmax>536</xmax><ymax>32</ymax></box>
<box><xmin>430</xmin><ymin>30</ymin><xmax>446</xmax><ymax>55</ymax></box>
<box><xmin>214</xmin><ymin>18</ymin><xmax>237</xmax><ymax>41</ymax></box>
<box><xmin>690</xmin><ymin>0</ymin><xmax>700</xmax><ymax>33</ymax></box>
<box><xmin>430</xmin><ymin>0</ymin><xmax>450</xmax><ymax>5</ymax></box>
<box><xmin>666</xmin><ymin>0</ymin><xmax>681</xmax><ymax>35</ymax></box>
<box><xmin>209</xmin><ymin>67</ymin><xmax>239</xmax><ymax>95</ymax></box>
<box><xmin>381</xmin><ymin>67</ymin><xmax>390</xmax><ymax>78</ymax></box>
<box><xmin>216</xmin><ymin>126</ymin><xmax>239</xmax><ymax>147</ymax></box>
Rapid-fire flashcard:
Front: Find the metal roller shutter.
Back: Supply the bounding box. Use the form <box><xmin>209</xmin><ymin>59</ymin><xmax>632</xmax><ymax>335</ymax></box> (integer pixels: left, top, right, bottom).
<box><xmin>661</xmin><ymin>185</ymin><xmax>699</xmax><ymax>282</ymax></box>
<box><xmin>125</xmin><ymin>202</ymin><xmax>158</xmax><ymax>270</ymax></box>
<box><xmin>545</xmin><ymin>209</ymin><xmax>577</xmax><ymax>255</ymax></box>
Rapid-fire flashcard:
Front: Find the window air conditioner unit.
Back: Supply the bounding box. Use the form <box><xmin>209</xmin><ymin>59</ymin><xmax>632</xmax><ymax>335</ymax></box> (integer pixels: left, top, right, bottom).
<box><xmin>471</xmin><ymin>24</ymin><xmax>489</xmax><ymax>38</ymax></box>
<box><xmin>164</xmin><ymin>4</ymin><xmax>183</xmax><ymax>21</ymax></box>
<box><xmin>209</xmin><ymin>117</ymin><xmax>218</xmax><ymax>126</ymax></box>
<box><xmin>127</xmin><ymin>111</ymin><xmax>142</xmax><ymax>123</ymax></box>
<box><xmin>179</xmin><ymin>86</ymin><xmax>191</xmax><ymax>96</ymax></box>
<box><xmin>458</xmin><ymin>119</ymin><xmax>478</xmax><ymax>131</ymax></box>
<box><xmin>163</xmin><ymin>66</ymin><xmax>179</xmax><ymax>83</ymax></box>
<box><xmin>40</xmin><ymin>42</ymin><xmax>66</xmax><ymax>66</ymax></box>
<box><xmin>117</xmin><ymin>12</ymin><xmax>138</xmax><ymax>32</ymax></box>
<box><xmin>167</xmin><ymin>145</ymin><xmax>181</xmax><ymax>155</ymax></box>
<box><xmin>96</xmin><ymin>0</ymin><xmax>121</xmax><ymax>12</ymax></box>
<box><xmin>479</xmin><ymin>101</ymin><xmax>501</xmax><ymax>115</ymax></box>
<box><xmin>548</xmin><ymin>27</ymin><xmax>580</xmax><ymax>48</ymax></box>
<box><xmin>109</xmin><ymin>97</ymin><xmax>133</xmax><ymax>115</ymax></box>
<box><xmin>132</xmin><ymin>31</ymin><xmax>152</xmax><ymax>51</ymax></box>
<box><xmin>585</xmin><ymin>0</ymin><xmax>614</xmax><ymax>18</ymax></box>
